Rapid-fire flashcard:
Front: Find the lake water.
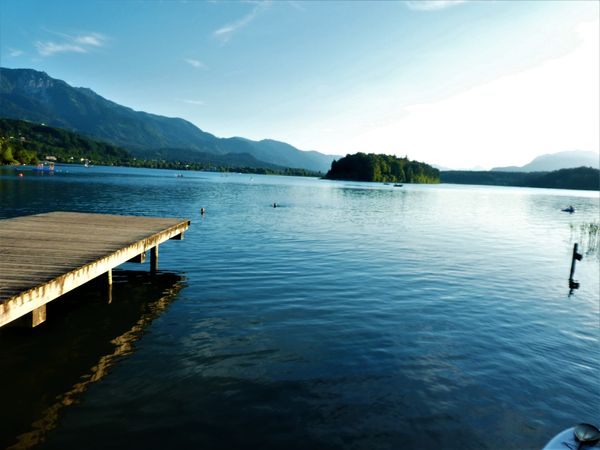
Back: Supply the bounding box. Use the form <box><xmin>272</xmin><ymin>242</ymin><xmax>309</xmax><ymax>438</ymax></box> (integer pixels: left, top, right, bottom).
<box><xmin>0</xmin><ymin>165</ymin><xmax>598</xmax><ymax>450</ymax></box>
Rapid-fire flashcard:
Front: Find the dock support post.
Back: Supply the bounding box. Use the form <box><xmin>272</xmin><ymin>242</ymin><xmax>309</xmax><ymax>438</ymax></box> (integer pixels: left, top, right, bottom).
<box><xmin>105</xmin><ymin>269</ymin><xmax>113</xmax><ymax>303</ymax></box>
<box><xmin>7</xmin><ymin>305</ymin><xmax>47</xmax><ymax>328</ymax></box>
<box><xmin>151</xmin><ymin>245</ymin><xmax>159</xmax><ymax>273</ymax></box>
<box><xmin>32</xmin><ymin>305</ymin><xmax>46</xmax><ymax>327</ymax></box>
<box><xmin>128</xmin><ymin>252</ymin><xmax>146</xmax><ymax>263</ymax></box>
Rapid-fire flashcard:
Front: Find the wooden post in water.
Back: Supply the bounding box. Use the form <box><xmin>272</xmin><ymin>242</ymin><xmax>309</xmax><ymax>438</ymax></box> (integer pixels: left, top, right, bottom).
<box><xmin>106</xmin><ymin>268</ymin><xmax>113</xmax><ymax>304</ymax></box>
<box><xmin>569</xmin><ymin>243</ymin><xmax>582</xmax><ymax>289</ymax></box>
<box><xmin>151</xmin><ymin>245</ymin><xmax>159</xmax><ymax>273</ymax></box>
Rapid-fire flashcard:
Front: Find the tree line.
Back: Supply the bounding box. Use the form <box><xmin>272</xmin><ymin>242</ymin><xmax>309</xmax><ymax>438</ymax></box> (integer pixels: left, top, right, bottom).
<box><xmin>120</xmin><ymin>159</ymin><xmax>321</xmax><ymax>177</ymax></box>
<box><xmin>441</xmin><ymin>167</ymin><xmax>599</xmax><ymax>191</ymax></box>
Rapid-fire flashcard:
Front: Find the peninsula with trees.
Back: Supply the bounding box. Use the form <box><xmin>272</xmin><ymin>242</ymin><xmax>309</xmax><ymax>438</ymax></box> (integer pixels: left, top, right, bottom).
<box><xmin>324</xmin><ymin>153</ymin><xmax>440</xmax><ymax>183</ymax></box>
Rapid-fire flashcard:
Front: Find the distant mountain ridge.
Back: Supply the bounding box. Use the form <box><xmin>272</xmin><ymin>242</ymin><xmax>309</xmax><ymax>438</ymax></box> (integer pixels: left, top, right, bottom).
<box><xmin>492</xmin><ymin>150</ymin><xmax>599</xmax><ymax>172</ymax></box>
<box><xmin>0</xmin><ymin>67</ymin><xmax>338</xmax><ymax>172</ymax></box>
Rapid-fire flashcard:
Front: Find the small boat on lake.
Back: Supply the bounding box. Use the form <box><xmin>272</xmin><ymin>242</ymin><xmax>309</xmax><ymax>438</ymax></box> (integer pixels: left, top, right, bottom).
<box><xmin>562</xmin><ymin>206</ymin><xmax>575</xmax><ymax>213</ymax></box>
<box><xmin>393</xmin><ymin>183</ymin><xmax>403</xmax><ymax>187</ymax></box>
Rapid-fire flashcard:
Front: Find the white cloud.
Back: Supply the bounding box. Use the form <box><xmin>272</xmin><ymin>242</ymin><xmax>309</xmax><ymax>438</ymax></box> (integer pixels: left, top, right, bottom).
<box><xmin>179</xmin><ymin>98</ymin><xmax>205</xmax><ymax>105</ymax></box>
<box><xmin>7</xmin><ymin>48</ymin><xmax>24</xmax><ymax>57</ymax></box>
<box><xmin>405</xmin><ymin>1</ymin><xmax>466</xmax><ymax>11</ymax></box>
<box><xmin>36</xmin><ymin>31</ymin><xmax>107</xmax><ymax>57</ymax></box>
<box><xmin>213</xmin><ymin>2</ymin><xmax>269</xmax><ymax>42</ymax></box>
<box><xmin>185</xmin><ymin>58</ymin><xmax>206</xmax><ymax>69</ymax></box>
<box><xmin>74</xmin><ymin>33</ymin><xmax>106</xmax><ymax>47</ymax></box>
<box><xmin>36</xmin><ymin>41</ymin><xmax>86</xmax><ymax>56</ymax></box>
<box><xmin>337</xmin><ymin>20</ymin><xmax>599</xmax><ymax>169</ymax></box>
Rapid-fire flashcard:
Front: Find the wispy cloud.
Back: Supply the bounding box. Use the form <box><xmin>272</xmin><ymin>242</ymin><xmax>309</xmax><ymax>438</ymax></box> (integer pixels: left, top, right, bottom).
<box><xmin>185</xmin><ymin>58</ymin><xmax>206</xmax><ymax>69</ymax></box>
<box><xmin>36</xmin><ymin>32</ymin><xmax>108</xmax><ymax>57</ymax></box>
<box><xmin>405</xmin><ymin>1</ymin><xmax>465</xmax><ymax>11</ymax></box>
<box><xmin>213</xmin><ymin>2</ymin><xmax>269</xmax><ymax>43</ymax></box>
<box><xmin>36</xmin><ymin>42</ymin><xmax>86</xmax><ymax>56</ymax></box>
<box><xmin>7</xmin><ymin>48</ymin><xmax>24</xmax><ymax>57</ymax></box>
<box><xmin>74</xmin><ymin>33</ymin><xmax>106</xmax><ymax>47</ymax></box>
<box><xmin>179</xmin><ymin>98</ymin><xmax>205</xmax><ymax>106</ymax></box>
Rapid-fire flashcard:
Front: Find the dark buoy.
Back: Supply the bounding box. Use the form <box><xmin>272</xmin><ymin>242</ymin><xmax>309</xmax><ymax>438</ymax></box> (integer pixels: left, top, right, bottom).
<box><xmin>273</xmin><ymin>203</ymin><xmax>277</xmax><ymax>208</ymax></box>
<box><xmin>200</xmin><ymin>208</ymin><xmax>205</xmax><ymax>215</ymax></box>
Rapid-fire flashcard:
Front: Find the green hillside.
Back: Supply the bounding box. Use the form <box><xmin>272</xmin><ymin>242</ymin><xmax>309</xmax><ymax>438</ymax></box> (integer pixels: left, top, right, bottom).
<box><xmin>0</xmin><ymin>118</ymin><xmax>130</xmax><ymax>165</ymax></box>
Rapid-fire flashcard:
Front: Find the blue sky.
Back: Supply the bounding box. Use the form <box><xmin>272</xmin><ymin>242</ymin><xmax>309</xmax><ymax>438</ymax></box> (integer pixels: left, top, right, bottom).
<box><xmin>1</xmin><ymin>0</ymin><xmax>598</xmax><ymax>169</ymax></box>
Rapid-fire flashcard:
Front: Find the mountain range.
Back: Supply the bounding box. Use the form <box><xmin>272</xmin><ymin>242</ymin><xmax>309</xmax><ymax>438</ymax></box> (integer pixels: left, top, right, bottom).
<box><xmin>0</xmin><ymin>67</ymin><xmax>338</xmax><ymax>172</ymax></box>
<box><xmin>2</xmin><ymin>68</ymin><xmax>596</xmax><ymax>174</ymax></box>
<box><xmin>492</xmin><ymin>150</ymin><xmax>599</xmax><ymax>172</ymax></box>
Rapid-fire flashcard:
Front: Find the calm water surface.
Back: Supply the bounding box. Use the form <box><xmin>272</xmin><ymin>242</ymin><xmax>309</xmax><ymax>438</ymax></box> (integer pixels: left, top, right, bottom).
<box><xmin>0</xmin><ymin>165</ymin><xmax>598</xmax><ymax>450</ymax></box>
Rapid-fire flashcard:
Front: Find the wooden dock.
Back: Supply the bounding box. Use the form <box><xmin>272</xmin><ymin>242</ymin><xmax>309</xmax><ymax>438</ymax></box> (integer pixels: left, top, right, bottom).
<box><xmin>0</xmin><ymin>212</ymin><xmax>190</xmax><ymax>328</ymax></box>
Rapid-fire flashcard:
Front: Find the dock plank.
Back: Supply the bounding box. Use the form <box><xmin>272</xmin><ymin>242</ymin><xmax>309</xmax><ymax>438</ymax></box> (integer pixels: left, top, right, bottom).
<box><xmin>0</xmin><ymin>212</ymin><xmax>190</xmax><ymax>327</ymax></box>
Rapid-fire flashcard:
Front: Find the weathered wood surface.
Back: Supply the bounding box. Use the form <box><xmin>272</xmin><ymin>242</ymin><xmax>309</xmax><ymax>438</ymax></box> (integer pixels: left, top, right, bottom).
<box><xmin>0</xmin><ymin>211</ymin><xmax>190</xmax><ymax>327</ymax></box>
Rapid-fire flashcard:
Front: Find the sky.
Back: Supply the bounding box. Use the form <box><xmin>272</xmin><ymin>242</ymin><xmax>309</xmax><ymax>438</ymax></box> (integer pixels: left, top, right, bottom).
<box><xmin>0</xmin><ymin>0</ymin><xmax>598</xmax><ymax>169</ymax></box>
